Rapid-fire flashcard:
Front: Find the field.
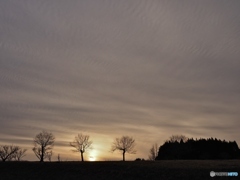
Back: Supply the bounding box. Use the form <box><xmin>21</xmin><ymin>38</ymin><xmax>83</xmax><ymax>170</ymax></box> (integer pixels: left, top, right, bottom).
<box><xmin>0</xmin><ymin>160</ymin><xmax>239</xmax><ymax>180</ymax></box>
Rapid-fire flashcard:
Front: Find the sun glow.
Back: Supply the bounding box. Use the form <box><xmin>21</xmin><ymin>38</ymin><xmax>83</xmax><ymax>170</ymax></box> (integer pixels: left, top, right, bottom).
<box><xmin>89</xmin><ymin>156</ymin><xmax>96</xmax><ymax>161</ymax></box>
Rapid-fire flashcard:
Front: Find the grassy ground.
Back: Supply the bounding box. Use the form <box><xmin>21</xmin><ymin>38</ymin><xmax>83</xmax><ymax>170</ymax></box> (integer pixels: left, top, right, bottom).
<box><xmin>0</xmin><ymin>160</ymin><xmax>239</xmax><ymax>180</ymax></box>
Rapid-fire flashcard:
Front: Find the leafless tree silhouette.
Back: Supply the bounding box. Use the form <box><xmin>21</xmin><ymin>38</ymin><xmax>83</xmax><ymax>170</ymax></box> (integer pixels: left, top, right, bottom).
<box><xmin>148</xmin><ymin>143</ymin><xmax>158</xmax><ymax>161</ymax></box>
<box><xmin>32</xmin><ymin>131</ymin><xmax>55</xmax><ymax>162</ymax></box>
<box><xmin>167</xmin><ymin>135</ymin><xmax>188</xmax><ymax>143</ymax></box>
<box><xmin>57</xmin><ymin>154</ymin><xmax>61</xmax><ymax>162</ymax></box>
<box><xmin>111</xmin><ymin>136</ymin><xmax>136</xmax><ymax>161</ymax></box>
<box><xmin>0</xmin><ymin>145</ymin><xmax>20</xmax><ymax>162</ymax></box>
<box><xmin>70</xmin><ymin>133</ymin><xmax>93</xmax><ymax>161</ymax></box>
<box><xmin>13</xmin><ymin>148</ymin><xmax>27</xmax><ymax>161</ymax></box>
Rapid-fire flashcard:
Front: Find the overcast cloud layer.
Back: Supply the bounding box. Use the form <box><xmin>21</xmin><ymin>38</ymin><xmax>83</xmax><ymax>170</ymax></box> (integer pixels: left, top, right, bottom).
<box><xmin>0</xmin><ymin>0</ymin><xmax>240</xmax><ymax>161</ymax></box>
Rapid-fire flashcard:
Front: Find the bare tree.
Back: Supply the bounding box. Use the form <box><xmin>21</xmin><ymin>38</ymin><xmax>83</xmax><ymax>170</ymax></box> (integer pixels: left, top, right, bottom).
<box><xmin>111</xmin><ymin>136</ymin><xmax>136</xmax><ymax>161</ymax></box>
<box><xmin>57</xmin><ymin>154</ymin><xmax>61</xmax><ymax>162</ymax></box>
<box><xmin>0</xmin><ymin>145</ymin><xmax>19</xmax><ymax>162</ymax></box>
<box><xmin>13</xmin><ymin>148</ymin><xmax>27</xmax><ymax>161</ymax></box>
<box><xmin>32</xmin><ymin>131</ymin><xmax>55</xmax><ymax>162</ymax></box>
<box><xmin>167</xmin><ymin>135</ymin><xmax>188</xmax><ymax>143</ymax></box>
<box><xmin>148</xmin><ymin>143</ymin><xmax>158</xmax><ymax>161</ymax></box>
<box><xmin>70</xmin><ymin>133</ymin><xmax>93</xmax><ymax>162</ymax></box>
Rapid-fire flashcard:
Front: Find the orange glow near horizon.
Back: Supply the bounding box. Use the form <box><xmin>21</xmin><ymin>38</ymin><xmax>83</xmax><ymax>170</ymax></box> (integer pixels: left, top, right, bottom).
<box><xmin>89</xmin><ymin>156</ymin><xmax>96</xmax><ymax>161</ymax></box>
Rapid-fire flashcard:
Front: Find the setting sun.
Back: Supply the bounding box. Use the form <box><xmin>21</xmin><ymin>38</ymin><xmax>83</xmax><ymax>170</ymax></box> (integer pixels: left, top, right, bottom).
<box><xmin>89</xmin><ymin>156</ymin><xmax>96</xmax><ymax>161</ymax></box>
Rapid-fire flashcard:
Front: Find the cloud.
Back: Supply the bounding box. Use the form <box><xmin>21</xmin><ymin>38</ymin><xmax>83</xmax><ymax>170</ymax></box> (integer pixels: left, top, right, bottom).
<box><xmin>0</xmin><ymin>0</ymin><xmax>240</xmax><ymax>160</ymax></box>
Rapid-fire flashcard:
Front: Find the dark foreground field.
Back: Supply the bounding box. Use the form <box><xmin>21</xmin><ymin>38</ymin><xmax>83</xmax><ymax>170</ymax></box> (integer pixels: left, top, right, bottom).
<box><xmin>0</xmin><ymin>160</ymin><xmax>239</xmax><ymax>180</ymax></box>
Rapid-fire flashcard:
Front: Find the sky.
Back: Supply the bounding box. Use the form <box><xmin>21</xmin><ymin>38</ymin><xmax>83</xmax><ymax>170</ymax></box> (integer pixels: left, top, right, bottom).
<box><xmin>0</xmin><ymin>0</ymin><xmax>240</xmax><ymax>161</ymax></box>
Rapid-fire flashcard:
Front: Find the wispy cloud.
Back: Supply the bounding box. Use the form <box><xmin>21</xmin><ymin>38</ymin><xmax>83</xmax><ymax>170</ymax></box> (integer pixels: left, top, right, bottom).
<box><xmin>0</xmin><ymin>0</ymin><xmax>240</xmax><ymax>160</ymax></box>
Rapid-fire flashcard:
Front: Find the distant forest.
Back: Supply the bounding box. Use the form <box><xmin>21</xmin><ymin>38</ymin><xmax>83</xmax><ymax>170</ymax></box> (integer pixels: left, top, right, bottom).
<box><xmin>156</xmin><ymin>138</ymin><xmax>240</xmax><ymax>160</ymax></box>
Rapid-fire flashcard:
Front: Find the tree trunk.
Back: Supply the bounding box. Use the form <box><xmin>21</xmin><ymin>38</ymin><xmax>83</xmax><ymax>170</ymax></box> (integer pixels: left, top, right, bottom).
<box><xmin>81</xmin><ymin>152</ymin><xmax>84</xmax><ymax>162</ymax></box>
<box><xmin>40</xmin><ymin>146</ymin><xmax>44</xmax><ymax>162</ymax></box>
<box><xmin>40</xmin><ymin>156</ymin><xmax>43</xmax><ymax>162</ymax></box>
<box><xmin>123</xmin><ymin>151</ymin><xmax>125</xmax><ymax>161</ymax></box>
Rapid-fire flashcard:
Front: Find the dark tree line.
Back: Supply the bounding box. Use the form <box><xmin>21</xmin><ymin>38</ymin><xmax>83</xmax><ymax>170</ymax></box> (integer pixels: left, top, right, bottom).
<box><xmin>156</xmin><ymin>137</ymin><xmax>240</xmax><ymax>160</ymax></box>
<box><xmin>2</xmin><ymin>132</ymin><xmax>240</xmax><ymax>162</ymax></box>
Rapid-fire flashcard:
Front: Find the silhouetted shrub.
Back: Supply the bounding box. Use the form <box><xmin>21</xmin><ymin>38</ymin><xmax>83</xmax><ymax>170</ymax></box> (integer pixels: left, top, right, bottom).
<box><xmin>135</xmin><ymin>158</ymin><xmax>142</xmax><ymax>161</ymax></box>
<box><xmin>135</xmin><ymin>158</ymin><xmax>145</xmax><ymax>161</ymax></box>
